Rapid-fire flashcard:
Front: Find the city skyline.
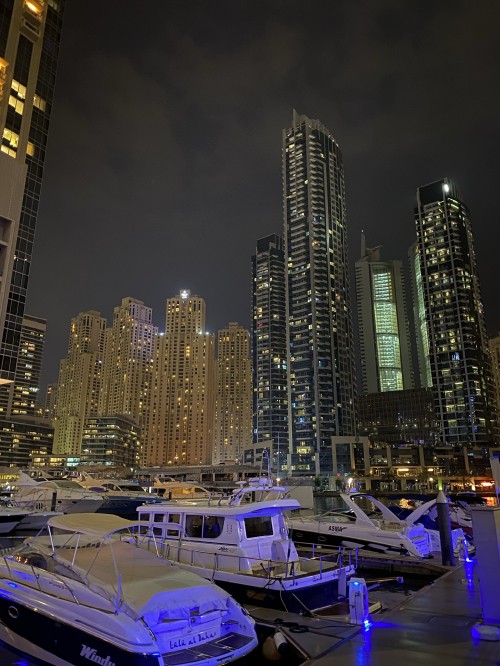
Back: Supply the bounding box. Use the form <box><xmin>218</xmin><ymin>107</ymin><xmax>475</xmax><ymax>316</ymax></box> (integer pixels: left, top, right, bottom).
<box><xmin>19</xmin><ymin>1</ymin><xmax>500</xmax><ymax>389</ymax></box>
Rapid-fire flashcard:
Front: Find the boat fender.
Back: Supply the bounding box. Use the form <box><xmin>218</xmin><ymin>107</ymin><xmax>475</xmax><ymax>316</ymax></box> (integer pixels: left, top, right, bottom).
<box><xmin>273</xmin><ymin>631</ymin><xmax>288</xmax><ymax>654</ymax></box>
<box><xmin>262</xmin><ymin>632</ymin><xmax>288</xmax><ymax>661</ymax></box>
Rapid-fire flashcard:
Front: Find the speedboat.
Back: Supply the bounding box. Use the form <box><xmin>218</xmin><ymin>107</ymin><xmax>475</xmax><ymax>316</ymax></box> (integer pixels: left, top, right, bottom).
<box><xmin>388</xmin><ymin>498</ymin><xmax>475</xmax><ymax>556</ymax></box>
<box><xmin>13</xmin><ymin>472</ymin><xmax>105</xmax><ymax>514</ymax></box>
<box><xmin>0</xmin><ymin>513</ymin><xmax>257</xmax><ymax>666</ymax></box>
<box><xmin>288</xmin><ymin>492</ymin><xmax>432</xmax><ymax>558</ymax></box>
<box><xmin>135</xmin><ymin>477</ymin><xmax>356</xmax><ymax>614</ymax></box>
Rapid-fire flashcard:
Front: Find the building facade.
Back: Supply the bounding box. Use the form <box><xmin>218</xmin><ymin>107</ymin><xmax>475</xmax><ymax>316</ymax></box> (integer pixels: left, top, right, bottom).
<box><xmin>414</xmin><ymin>178</ymin><xmax>498</xmax><ymax>445</ymax></box>
<box><xmin>213</xmin><ymin>322</ymin><xmax>252</xmax><ymax>465</ymax></box>
<box><xmin>252</xmin><ymin>234</ymin><xmax>288</xmax><ymax>464</ymax></box>
<box><xmin>145</xmin><ymin>291</ymin><xmax>215</xmax><ymax>467</ymax></box>
<box><xmin>355</xmin><ymin>233</ymin><xmax>414</xmax><ymax>394</ymax></box>
<box><xmin>283</xmin><ymin>111</ymin><xmax>356</xmax><ymax>476</ymax></box>
<box><xmin>81</xmin><ymin>415</ymin><xmax>140</xmax><ymax>469</ymax></box>
<box><xmin>0</xmin><ymin>313</ymin><xmax>45</xmax><ymax>417</ymax></box>
<box><xmin>0</xmin><ymin>0</ymin><xmax>65</xmax><ymax>382</ymax></box>
<box><xmin>98</xmin><ymin>297</ymin><xmax>157</xmax><ymax>429</ymax></box>
<box><xmin>53</xmin><ymin>310</ymin><xmax>106</xmax><ymax>456</ymax></box>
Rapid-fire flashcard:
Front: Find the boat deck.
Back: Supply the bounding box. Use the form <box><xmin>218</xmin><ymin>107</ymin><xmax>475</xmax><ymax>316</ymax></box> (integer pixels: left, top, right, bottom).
<box><xmin>248</xmin><ymin>558</ymin><xmax>500</xmax><ymax>665</ymax></box>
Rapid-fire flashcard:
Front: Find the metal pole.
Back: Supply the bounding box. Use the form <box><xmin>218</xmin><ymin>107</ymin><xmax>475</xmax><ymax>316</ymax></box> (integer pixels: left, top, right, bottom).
<box><xmin>436</xmin><ymin>490</ymin><xmax>456</xmax><ymax>566</ymax></box>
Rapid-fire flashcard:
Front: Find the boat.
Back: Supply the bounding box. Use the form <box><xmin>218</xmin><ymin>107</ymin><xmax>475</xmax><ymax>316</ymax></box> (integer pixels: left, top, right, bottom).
<box><xmin>0</xmin><ymin>500</ymin><xmax>30</xmax><ymax>535</ymax></box>
<box><xmin>0</xmin><ymin>513</ymin><xmax>257</xmax><ymax>666</ymax></box>
<box><xmin>12</xmin><ymin>472</ymin><xmax>105</xmax><ymax>514</ymax></box>
<box><xmin>288</xmin><ymin>492</ymin><xmax>433</xmax><ymax>558</ymax></box>
<box><xmin>0</xmin><ymin>497</ymin><xmax>61</xmax><ymax>533</ymax></box>
<box><xmin>387</xmin><ymin>497</ymin><xmax>475</xmax><ymax>555</ymax></box>
<box><xmin>135</xmin><ymin>476</ymin><xmax>356</xmax><ymax>614</ymax></box>
<box><xmin>151</xmin><ymin>478</ymin><xmax>216</xmax><ymax>501</ymax></box>
<box><xmin>76</xmin><ymin>473</ymin><xmax>165</xmax><ymax>518</ymax></box>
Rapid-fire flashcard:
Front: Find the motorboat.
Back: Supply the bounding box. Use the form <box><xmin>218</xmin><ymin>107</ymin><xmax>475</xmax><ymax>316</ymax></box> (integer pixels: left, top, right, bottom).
<box><xmin>135</xmin><ymin>477</ymin><xmax>357</xmax><ymax>614</ymax></box>
<box><xmin>387</xmin><ymin>497</ymin><xmax>475</xmax><ymax>555</ymax></box>
<box><xmin>0</xmin><ymin>513</ymin><xmax>257</xmax><ymax>666</ymax></box>
<box><xmin>0</xmin><ymin>497</ymin><xmax>61</xmax><ymax>533</ymax></box>
<box><xmin>76</xmin><ymin>473</ymin><xmax>165</xmax><ymax>518</ymax></box>
<box><xmin>288</xmin><ymin>492</ymin><xmax>432</xmax><ymax>558</ymax></box>
<box><xmin>12</xmin><ymin>472</ymin><xmax>105</xmax><ymax>514</ymax></box>
<box><xmin>0</xmin><ymin>500</ymin><xmax>30</xmax><ymax>534</ymax></box>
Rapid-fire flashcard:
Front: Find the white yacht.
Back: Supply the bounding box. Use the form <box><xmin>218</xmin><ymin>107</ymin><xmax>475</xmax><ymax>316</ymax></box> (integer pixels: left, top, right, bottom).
<box><xmin>151</xmin><ymin>478</ymin><xmax>215</xmax><ymax>501</ymax></box>
<box><xmin>136</xmin><ymin>477</ymin><xmax>357</xmax><ymax>614</ymax></box>
<box><xmin>0</xmin><ymin>513</ymin><xmax>257</xmax><ymax>666</ymax></box>
<box><xmin>13</xmin><ymin>472</ymin><xmax>105</xmax><ymax>514</ymax></box>
<box><xmin>76</xmin><ymin>473</ymin><xmax>164</xmax><ymax>518</ymax></box>
<box><xmin>288</xmin><ymin>492</ymin><xmax>432</xmax><ymax>558</ymax></box>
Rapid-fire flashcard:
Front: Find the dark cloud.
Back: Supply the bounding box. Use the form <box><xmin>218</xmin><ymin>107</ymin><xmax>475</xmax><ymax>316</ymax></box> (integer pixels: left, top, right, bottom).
<box><xmin>27</xmin><ymin>0</ymin><xmax>500</xmax><ymax>389</ymax></box>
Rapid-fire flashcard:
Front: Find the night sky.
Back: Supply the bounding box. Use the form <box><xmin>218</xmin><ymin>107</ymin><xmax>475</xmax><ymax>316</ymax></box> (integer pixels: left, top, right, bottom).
<box><xmin>25</xmin><ymin>1</ymin><xmax>500</xmax><ymax>389</ymax></box>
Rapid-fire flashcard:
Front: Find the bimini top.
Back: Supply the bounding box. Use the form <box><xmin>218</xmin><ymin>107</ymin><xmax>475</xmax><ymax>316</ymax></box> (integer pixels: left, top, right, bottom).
<box><xmin>47</xmin><ymin>512</ymin><xmax>139</xmax><ymax>538</ymax></box>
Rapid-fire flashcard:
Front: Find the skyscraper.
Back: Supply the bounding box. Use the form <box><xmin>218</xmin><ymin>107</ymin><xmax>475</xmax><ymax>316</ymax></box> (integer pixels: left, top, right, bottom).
<box><xmin>415</xmin><ymin>178</ymin><xmax>498</xmax><ymax>445</ymax></box>
<box><xmin>252</xmin><ymin>234</ymin><xmax>288</xmax><ymax>461</ymax></box>
<box><xmin>53</xmin><ymin>310</ymin><xmax>106</xmax><ymax>456</ymax></box>
<box><xmin>0</xmin><ymin>0</ymin><xmax>65</xmax><ymax>382</ymax></box>
<box><xmin>145</xmin><ymin>291</ymin><xmax>215</xmax><ymax>467</ymax></box>
<box><xmin>355</xmin><ymin>232</ymin><xmax>414</xmax><ymax>394</ymax></box>
<box><xmin>283</xmin><ymin>111</ymin><xmax>356</xmax><ymax>476</ymax></box>
<box><xmin>213</xmin><ymin>322</ymin><xmax>252</xmax><ymax>465</ymax></box>
<box><xmin>98</xmin><ymin>297</ymin><xmax>157</xmax><ymax>430</ymax></box>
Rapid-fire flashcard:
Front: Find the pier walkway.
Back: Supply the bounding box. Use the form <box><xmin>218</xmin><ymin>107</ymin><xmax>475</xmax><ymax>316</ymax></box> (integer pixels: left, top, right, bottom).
<box><xmin>248</xmin><ymin>557</ymin><xmax>500</xmax><ymax>664</ymax></box>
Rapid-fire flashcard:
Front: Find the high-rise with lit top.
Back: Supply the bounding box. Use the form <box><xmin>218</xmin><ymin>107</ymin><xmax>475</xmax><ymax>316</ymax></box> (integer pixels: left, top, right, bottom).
<box><xmin>415</xmin><ymin>178</ymin><xmax>497</xmax><ymax>445</ymax></box>
<box><xmin>145</xmin><ymin>291</ymin><xmax>215</xmax><ymax>467</ymax></box>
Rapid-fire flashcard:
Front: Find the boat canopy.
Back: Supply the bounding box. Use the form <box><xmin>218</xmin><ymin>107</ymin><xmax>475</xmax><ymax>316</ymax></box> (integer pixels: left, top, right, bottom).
<box><xmin>47</xmin><ymin>513</ymin><xmax>138</xmax><ymax>538</ymax></box>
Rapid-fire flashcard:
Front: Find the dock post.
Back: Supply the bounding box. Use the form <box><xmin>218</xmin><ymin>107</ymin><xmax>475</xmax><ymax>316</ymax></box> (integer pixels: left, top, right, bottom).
<box><xmin>471</xmin><ymin>507</ymin><xmax>500</xmax><ymax>628</ymax></box>
<box><xmin>436</xmin><ymin>490</ymin><xmax>456</xmax><ymax>566</ymax></box>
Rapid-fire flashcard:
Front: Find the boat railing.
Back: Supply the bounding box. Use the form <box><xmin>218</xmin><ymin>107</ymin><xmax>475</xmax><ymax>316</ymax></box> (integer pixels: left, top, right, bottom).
<box><xmin>138</xmin><ymin>535</ymin><xmax>356</xmax><ymax>584</ymax></box>
<box><xmin>1</xmin><ymin>554</ymin><xmax>79</xmax><ymax>604</ymax></box>
<box><xmin>0</xmin><ymin>553</ymin><xmax>124</xmax><ymax>615</ymax></box>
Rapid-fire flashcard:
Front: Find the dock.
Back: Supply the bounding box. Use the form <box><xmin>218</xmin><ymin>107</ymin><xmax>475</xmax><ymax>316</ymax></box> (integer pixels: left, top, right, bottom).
<box><xmin>246</xmin><ymin>557</ymin><xmax>500</xmax><ymax>664</ymax></box>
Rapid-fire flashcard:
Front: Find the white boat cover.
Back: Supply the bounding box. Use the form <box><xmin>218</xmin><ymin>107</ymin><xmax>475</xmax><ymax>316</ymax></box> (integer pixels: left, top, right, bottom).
<box><xmin>45</xmin><ymin>513</ymin><xmax>228</xmax><ymax>625</ymax></box>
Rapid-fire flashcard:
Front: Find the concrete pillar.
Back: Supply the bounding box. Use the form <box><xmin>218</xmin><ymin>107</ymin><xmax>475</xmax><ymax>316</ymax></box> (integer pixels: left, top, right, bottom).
<box><xmin>471</xmin><ymin>507</ymin><xmax>500</xmax><ymax>626</ymax></box>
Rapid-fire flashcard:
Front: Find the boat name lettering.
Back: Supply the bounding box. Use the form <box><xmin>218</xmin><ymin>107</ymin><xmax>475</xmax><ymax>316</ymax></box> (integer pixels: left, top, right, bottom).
<box><xmin>327</xmin><ymin>526</ymin><xmax>347</xmax><ymax>533</ymax></box>
<box><xmin>169</xmin><ymin>629</ymin><xmax>217</xmax><ymax>650</ymax></box>
<box><xmin>80</xmin><ymin>645</ymin><xmax>116</xmax><ymax>666</ymax></box>
<box><xmin>218</xmin><ymin>546</ymin><xmax>231</xmax><ymax>551</ymax></box>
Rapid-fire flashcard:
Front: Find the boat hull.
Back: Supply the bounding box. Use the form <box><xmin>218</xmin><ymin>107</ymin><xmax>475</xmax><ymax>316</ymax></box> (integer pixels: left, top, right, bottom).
<box><xmin>0</xmin><ymin>594</ymin><xmax>161</xmax><ymax>666</ymax></box>
<box><xmin>213</xmin><ymin>575</ymin><xmax>345</xmax><ymax>614</ymax></box>
<box><xmin>290</xmin><ymin>526</ymin><xmax>424</xmax><ymax>557</ymax></box>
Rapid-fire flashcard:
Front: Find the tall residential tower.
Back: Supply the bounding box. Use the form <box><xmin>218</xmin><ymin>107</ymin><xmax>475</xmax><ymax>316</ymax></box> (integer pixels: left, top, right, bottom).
<box><xmin>53</xmin><ymin>310</ymin><xmax>106</xmax><ymax>456</ymax></box>
<box><xmin>145</xmin><ymin>291</ymin><xmax>215</xmax><ymax>467</ymax></box>
<box><xmin>252</xmin><ymin>234</ymin><xmax>288</xmax><ymax>460</ymax></box>
<box><xmin>213</xmin><ymin>322</ymin><xmax>252</xmax><ymax>465</ymax></box>
<box><xmin>415</xmin><ymin>178</ymin><xmax>497</xmax><ymax>445</ymax></box>
<box><xmin>283</xmin><ymin>111</ymin><xmax>356</xmax><ymax>476</ymax></box>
